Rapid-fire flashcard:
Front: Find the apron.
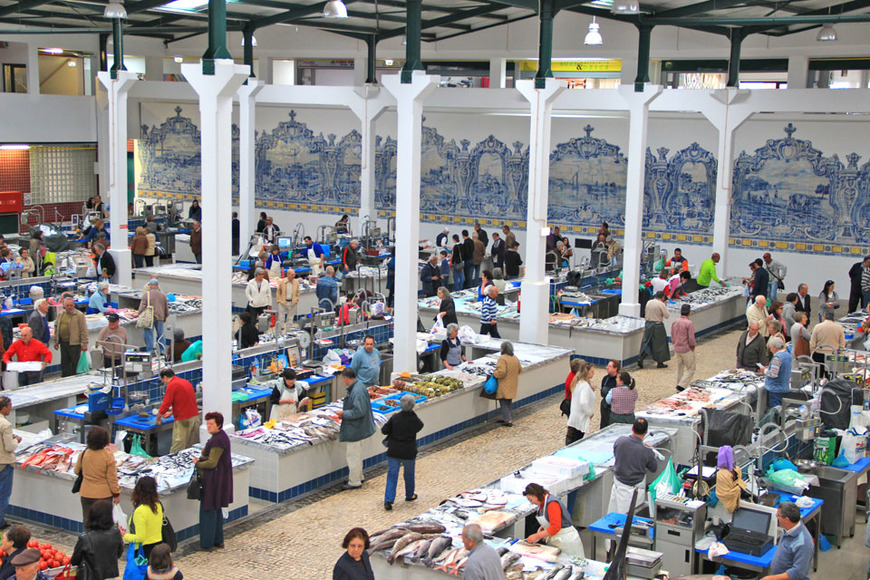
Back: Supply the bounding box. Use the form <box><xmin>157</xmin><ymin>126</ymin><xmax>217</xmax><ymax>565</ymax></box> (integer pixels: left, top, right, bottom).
<box><xmin>270</xmin><ymin>383</ymin><xmax>298</xmax><ymax>421</ymax></box>
<box><xmin>536</xmin><ymin>495</ymin><xmax>585</xmax><ymax>558</ymax></box>
<box><xmin>607</xmin><ymin>478</ymin><xmax>647</xmax><ymax>515</ymax></box>
<box><xmin>446</xmin><ymin>339</ymin><xmax>463</xmax><ymax>366</ymax></box>
<box><xmin>307</xmin><ymin>248</ymin><xmax>322</xmax><ymax>276</ymax></box>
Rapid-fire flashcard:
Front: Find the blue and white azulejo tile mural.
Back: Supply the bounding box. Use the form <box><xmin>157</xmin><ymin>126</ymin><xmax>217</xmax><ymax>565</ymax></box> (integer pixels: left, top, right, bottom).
<box><xmin>135</xmin><ymin>108</ymin><xmax>865</xmax><ymax>256</ymax></box>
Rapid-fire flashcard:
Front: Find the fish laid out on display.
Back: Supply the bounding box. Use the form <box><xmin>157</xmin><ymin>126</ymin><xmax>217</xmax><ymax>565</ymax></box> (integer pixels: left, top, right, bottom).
<box><xmin>567</xmin><ymin>571</ymin><xmax>585</xmax><ymax>580</ymax></box>
<box><xmin>432</xmin><ymin>547</ymin><xmax>468</xmax><ymax>573</ymax></box>
<box><xmin>422</xmin><ymin>536</ymin><xmax>454</xmax><ymax>567</ymax></box>
<box><xmin>387</xmin><ymin>533</ymin><xmax>425</xmax><ymax>564</ymax></box>
<box><xmin>505</xmin><ymin>562</ymin><xmax>526</xmax><ymax>579</ymax></box>
<box><xmin>389</xmin><ymin>538</ymin><xmax>429</xmax><ymax>565</ymax></box>
<box><xmin>501</xmin><ymin>551</ymin><xmax>521</xmax><ymax>570</ymax></box>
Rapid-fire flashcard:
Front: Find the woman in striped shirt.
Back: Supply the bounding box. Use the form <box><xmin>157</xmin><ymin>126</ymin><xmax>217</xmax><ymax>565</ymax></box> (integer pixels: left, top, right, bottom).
<box><xmin>605</xmin><ymin>371</ymin><xmax>638</xmax><ymax>424</ymax></box>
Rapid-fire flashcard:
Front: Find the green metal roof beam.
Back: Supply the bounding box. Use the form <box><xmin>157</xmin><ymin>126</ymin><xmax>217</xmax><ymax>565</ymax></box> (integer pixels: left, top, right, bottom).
<box><xmin>376</xmin><ymin>0</ymin><xmax>510</xmax><ymax>21</ymax></box>
<box><xmin>379</xmin><ymin>4</ymin><xmax>505</xmax><ymax>40</ymax></box>
<box><xmin>0</xmin><ymin>0</ymin><xmax>57</xmax><ymax>19</ymax></box>
<box><xmin>251</xmin><ymin>0</ymin><xmax>361</xmax><ymax>30</ymax></box>
<box><xmin>431</xmin><ymin>12</ymin><xmax>535</xmax><ymax>42</ymax></box>
<box><xmin>642</xmin><ymin>13</ymin><xmax>870</xmax><ymax>26</ymax></box>
<box><xmin>486</xmin><ymin>0</ymin><xmax>537</xmax><ymax>9</ymax></box>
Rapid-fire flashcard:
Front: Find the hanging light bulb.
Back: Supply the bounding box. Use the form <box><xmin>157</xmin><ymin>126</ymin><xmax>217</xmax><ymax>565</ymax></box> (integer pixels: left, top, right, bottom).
<box><xmin>240</xmin><ymin>34</ymin><xmax>258</xmax><ymax>47</ymax></box>
<box><xmin>611</xmin><ymin>0</ymin><xmax>639</xmax><ymax>14</ymax></box>
<box><xmin>103</xmin><ymin>0</ymin><xmax>127</xmax><ymax>19</ymax></box>
<box><xmin>322</xmin><ymin>0</ymin><xmax>348</xmax><ymax>18</ymax></box>
<box><xmin>816</xmin><ymin>23</ymin><xmax>838</xmax><ymax>41</ymax></box>
<box><xmin>584</xmin><ymin>17</ymin><xmax>603</xmax><ymax>46</ymax></box>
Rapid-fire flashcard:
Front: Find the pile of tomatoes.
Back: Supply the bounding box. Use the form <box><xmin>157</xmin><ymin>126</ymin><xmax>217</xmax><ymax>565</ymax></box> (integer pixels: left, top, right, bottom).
<box><xmin>0</xmin><ymin>540</ymin><xmax>71</xmax><ymax>571</ymax></box>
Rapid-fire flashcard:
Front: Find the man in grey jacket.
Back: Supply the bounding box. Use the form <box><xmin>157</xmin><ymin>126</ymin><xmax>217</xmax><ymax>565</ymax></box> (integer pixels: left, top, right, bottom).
<box><xmin>0</xmin><ymin>397</ymin><xmax>21</xmax><ymax>528</ymax></box>
<box><xmin>336</xmin><ymin>368</ymin><xmax>375</xmax><ymax>490</ymax></box>
<box><xmin>462</xmin><ymin>524</ymin><xmax>504</xmax><ymax>580</ymax></box>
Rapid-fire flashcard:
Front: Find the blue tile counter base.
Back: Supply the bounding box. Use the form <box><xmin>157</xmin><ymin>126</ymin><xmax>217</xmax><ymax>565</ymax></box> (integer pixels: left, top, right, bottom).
<box><xmin>7</xmin><ymin>504</ymin><xmax>248</xmax><ymax>537</ymax></box>
<box><xmin>247</xmin><ymin>381</ymin><xmax>566</xmax><ymax>503</ymax></box>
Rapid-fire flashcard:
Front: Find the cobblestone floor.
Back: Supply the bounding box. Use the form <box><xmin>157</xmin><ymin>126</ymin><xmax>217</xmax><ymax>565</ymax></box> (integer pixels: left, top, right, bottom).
<box><xmin>24</xmin><ymin>324</ymin><xmax>868</xmax><ymax>579</ymax></box>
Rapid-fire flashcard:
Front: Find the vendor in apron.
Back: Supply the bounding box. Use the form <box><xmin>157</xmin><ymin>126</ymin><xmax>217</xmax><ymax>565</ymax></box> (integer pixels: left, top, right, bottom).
<box><xmin>269</xmin><ymin>368</ymin><xmax>310</xmax><ymax>421</ymax></box>
<box><xmin>606</xmin><ymin>418</ymin><xmax>658</xmax><ymax>549</ymax></box>
<box><xmin>523</xmin><ymin>483</ymin><xmax>585</xmax><ymax>558</ymax></box>
<box><xmin>303</xmin><ymin>236</ymin><xmax>325</xmax><ymax>277</ymax></box>
<box><xmin>439</xmin><ymin>323</ymin><xmax>466</xmax><ymax>370</ymax></box>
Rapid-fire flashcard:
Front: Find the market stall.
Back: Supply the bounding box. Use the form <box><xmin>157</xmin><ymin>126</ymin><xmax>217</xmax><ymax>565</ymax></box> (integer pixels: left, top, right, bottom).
<box><xmin>9</xmin><ymin>435</ymin><xmax>253</xmax><ymax>536</ymax></box>
<box><xmin>231</xmin><ymin>340</ymin><xmax>573</xmax><ymax>503</ymax></box>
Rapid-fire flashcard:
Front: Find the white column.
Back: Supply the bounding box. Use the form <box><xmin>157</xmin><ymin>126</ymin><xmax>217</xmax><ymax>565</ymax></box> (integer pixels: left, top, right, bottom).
<box><xmin>26</xmin><ymin>42</ymin><xmax>39</xmax><ymax>95</ymax></box>
<box><xmin>382</xmin><ymin>71</ymin><xmax>439</xmax><ymax>372</ymax></box>
<box><xmin>353</xmin><ymin>58</ymin><xmax>368</xmax><ymax>87</ymax></box>
<box><xmin>183</xmin><ymin>60</ymin><xmax>250</xmax><ymax>426</ymax></box>
<box><xmin>347</xmin><ymin>85</ymin><xmax>390</xmax><ymax>229</ymax></box>
<box><xmin>787</xmin><ymin>56</ymin><xmax>809</xmax><ymax>90</ymax></box>
<box><xmin>698</xmin><ymin>88</ymin><xmax>753</xmax><ymax>275</ymax></box>
<box><xmin>616</xmin><ymin>84</ymin><xmax>662</xmax><ymax>318</ymax></box>
<box><xmin>144</xmin><ymin>56</ymin><xmax>163</xmax><ymax>82</ymax></box>
<box><xmin>488</xmin><ymin>58</ymin><xmax>507</xmax><ymax>88</ymax></box>
<box><xmin>98</xmin><ymin>70</ymin><xmax>138</xmax><ymax>287</ymax></box>
<box><xmin>516</xmin><ymin>78</ymin><xmax>565</xmax><ymax>345</ymax></box>
<box><xmin>237</xmin><ymin>79</ymin><xmax>264</xmax><ymax>254</ymax></box>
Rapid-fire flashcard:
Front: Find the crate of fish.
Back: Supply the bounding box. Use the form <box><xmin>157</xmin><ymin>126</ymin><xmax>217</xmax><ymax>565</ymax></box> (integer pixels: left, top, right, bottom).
<box><xmin>371</xmin><ymin>402</ymin><xmax>401</xmax><ymax>415</ymax></box>
<box><xmin>378</xmin><ymin>392</ymin><xmax>428</xmax><ymax>407</ymax></box>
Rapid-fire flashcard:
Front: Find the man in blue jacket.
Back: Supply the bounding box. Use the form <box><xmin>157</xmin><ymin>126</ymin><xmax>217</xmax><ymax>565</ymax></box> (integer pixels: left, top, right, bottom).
<box><xmin>336</xmin><ymin>368</ymin><xmax>375</xmax><ymax>490</ymax></box>
<box><xmin>315</xmin><ymin>266</ymin><xmax>339</xmax><ymax>311</ymax></box>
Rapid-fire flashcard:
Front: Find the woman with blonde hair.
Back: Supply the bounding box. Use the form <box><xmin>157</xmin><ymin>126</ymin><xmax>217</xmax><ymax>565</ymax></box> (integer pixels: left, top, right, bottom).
<box><xmin>566</xmin><ymin>360</ymin><xmax>596</xmax><ymax>445</ymax></box>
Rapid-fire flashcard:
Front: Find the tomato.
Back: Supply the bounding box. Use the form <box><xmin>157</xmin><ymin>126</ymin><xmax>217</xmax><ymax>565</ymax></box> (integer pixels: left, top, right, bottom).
<box><xmin>42</xmin><ymin>543</ymin><xmax>51</xmax><ymax>550</ymax></box>
<box><xmin>0</xmin><ymin>550</ymin><xmax>6</xmax><ymax>558</ymax></box>
<box><xmin>27</xmin><ymin>540</ymin><xmax>37</xmax><ymax>548</ymax></box>
<box><xmin>37</xmin><ymin>561</ymin><xmax>47</xmax><ymax>571</ymax></box>
<box><xmin>62</xmin><ymin>557</ymin><xmax>70</xmax><ymax>566</ymax></box>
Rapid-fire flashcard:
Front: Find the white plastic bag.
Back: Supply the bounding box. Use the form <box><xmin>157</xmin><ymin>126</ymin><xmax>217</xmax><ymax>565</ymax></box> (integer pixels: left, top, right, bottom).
<box><xmin>113</xmin><ymin>503</ymin><xmax>129</xmax><ymax>535</ymax></box>
<box><xmin>458</xmin><ymin>324</ymin><xmax>478</xmax><ymax>344</ymax></box>
<box><xmin>322</xmin><ymin>349</ymin><xmax>342</xmax><ymax>366</ymax></box>
<box><xmin>708</xmin><ymin>541</ymin><xmax>730</xmax><ymax>558</ymax></box>
<box><xmin>430</xmin><ymin>317</ymin><xmax>445</xmax><ymax>334</ymax></box>
<box><xmin>841</xmin><ymin>429</ymin><xmax>867</xmax><ymax>464</ymax></box>
<box><xmin>416</xmin><ymin>339</ymin><xmax>428</xmax><ymax>355</ymax></box>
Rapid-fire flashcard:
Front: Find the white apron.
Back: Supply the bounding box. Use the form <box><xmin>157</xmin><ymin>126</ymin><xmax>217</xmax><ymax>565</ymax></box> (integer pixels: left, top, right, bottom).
<box><xmin>607</xmin><ymin>478</ymin><xmax>647</xmax><ymax>515</ymax></box>
<box><xmin>269</xmin><ymin>380</ymin><xmax>309</xmax><ymax>421</ymax></box>
<box><xmin>308</xmin><ymin>248</ymin><xmax>322</xmax><ymax>276</ymax></box>
<box><xmin>270</xmin><ymin>400</ymin><xmax>297</xmax><ymax>421</ymax></box>
<box><xmin>536</xmin><ymin>497</ymin><xmax>585</xmax><ymax>558</ymax></box>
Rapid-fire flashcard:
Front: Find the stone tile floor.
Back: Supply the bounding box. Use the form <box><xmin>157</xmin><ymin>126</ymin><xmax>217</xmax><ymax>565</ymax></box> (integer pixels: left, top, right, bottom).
<box><xmin>23</xmin><ymin>325</ymin><xmax>870</xmax><ymax>578</ymax></box>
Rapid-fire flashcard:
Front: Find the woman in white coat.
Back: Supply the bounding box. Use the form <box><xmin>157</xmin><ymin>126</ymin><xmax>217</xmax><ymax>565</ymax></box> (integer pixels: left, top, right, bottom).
<box><xmin>245</xmin><ymin>267</ymin><xmax>272</xmax><ymax>318</ymax></box>
<box><xmin>524</xmin><ymin>482</ymin><xmax>585</xmax><ymax>558</ymax></box>
<box><xmin>269</xmin><ymin>368</ymin><xmax>310</xmax><ymax>421</ymax></box>
<box><xmin>565</xmin><ymin>360</ymin><xmax>596</xmax><ymax>445</ymax></box>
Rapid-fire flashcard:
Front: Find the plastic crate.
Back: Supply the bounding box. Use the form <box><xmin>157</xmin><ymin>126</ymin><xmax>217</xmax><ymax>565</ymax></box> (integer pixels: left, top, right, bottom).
<box><xmin>378</xmin><ymin>392</ymin><xmax>428</xmax><ymax>406</ymax></box>
<box><xmin>309</xmin><ymin>391</ymin><xmax>327</xmax><ymax>409</ymax></box>
<box><xmin>371</xmin><ymin>402</ymin><xmax>400</xmax><ymax>414</ymax></box>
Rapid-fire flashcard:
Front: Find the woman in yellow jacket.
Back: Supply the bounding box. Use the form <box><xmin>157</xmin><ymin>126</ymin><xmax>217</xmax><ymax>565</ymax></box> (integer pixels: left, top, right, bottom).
<box><xmin>123</xmin><ymin>476</ymin><xmax>164</xmax><ymax>559</ymax></box>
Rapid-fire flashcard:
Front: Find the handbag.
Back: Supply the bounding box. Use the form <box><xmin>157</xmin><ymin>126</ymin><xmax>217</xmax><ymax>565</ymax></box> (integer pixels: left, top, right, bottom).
<box><xmin>559</xmin><ymin>397</ymin><xmax>571</xmax><ymax>418</ymax></box>
<box><xmin>122</xmin><ymin>543</ymin><xmax>148</xmax><ymax>580</ymax></box>
<box><xmin>137</xmin><ymin>291</ymin><xmax>154</xmax><ymax>329</ymax></box>
<box><xmin>71</xmin><ymin>450</ymin><xmax>85</xmax><ymax>494</ymax></box>
<box><xmin>160</xmin><ymin>503</ymin><xmax>178</xmax><ymax>552</ymax></box>
<box><xmin>186</xmin><ymin>468</ymin><xmax>203</xmax><ymax>501</ymax></box>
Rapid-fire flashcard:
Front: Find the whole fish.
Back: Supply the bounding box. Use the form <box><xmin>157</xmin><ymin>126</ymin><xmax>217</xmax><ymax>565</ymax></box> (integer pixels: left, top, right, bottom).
<box><xmin>369</xmin><ymin>527</ymin><xmax>406</xmax><ymax>544</ymax></box>
<box><xmin>387</xmin><ymin>532</ymin><xmax>423</xmax><ymax>564</ymax></box>
<box><xmin>423</xmin><ymin>536</ymin><xmax>453</xmax><ymax>566</ymax></box>
<box><xmin>568</xmin><ymin>572</ymin><xmax>585</xmax><ymax>580</ymax></box>
<box><xmin>390</xmin><ymin>539</ymin><xmax>427</xmax><ymax>565</ymax></box>
<box><xmin>535</xmin><ymin>566</ymin><xmax>560</xmax><ymax>580</ymax></box>
<box><xmin>410</xmin><ymin>538</ymin><xmax>433</xmax><ymax>563</ymax></box>
<box><xmin>551</xmin><ymin>568</ymin><xmax>574</xmax><ymax>580</ymax></box>
<box><xmin>368</xmin><ymin>536</ymin><xmax>400</xmax><ymax>553</ymax></box>
<box><xmin>450</xmin><ymin>555</ymin><xmax>469</xmax><ymax>576</ymax></box>
<box><xmin>400</xmin><ymin>521</ymin><xmax>447</xmax><ymax>534</ymax></box>
<box><xmin>525</xmin><ymin>570</ymin><xmax>545</xmax><ymax>580</ymax></box>
<box><xmin>497</xmin><ymin>546</ymin><xmax>509</xmax><ymax>557</ymax></box>
<box><xmin>506</xmin><ymin>562</ymin><xmax>525</xmax><ymax>579</ymax></box>
<box><xmin>433</xmin><ymin>548</ymin><xmax>466</xmax><ymax>572</ymax></box>
<box><xmin>501</xmin><ymin>551</ymin><xmax>521</xmax><ymax>570</ymax></box>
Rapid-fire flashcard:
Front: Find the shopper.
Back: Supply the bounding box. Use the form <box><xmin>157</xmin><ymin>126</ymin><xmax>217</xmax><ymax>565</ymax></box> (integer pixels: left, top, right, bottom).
<box><xmin>96</xmin><ymin>313</ymin><xmax>127</xmax><ymax>369</ymax></box>
<box><xmin>28</xmin><ymin>232</ymin><xmax>43</xmax><ymax>277</ymax></box>
<box><xmin>608</xmin><ymin>419</ymin><xmax>657</xmax><ymax>516</ymax></box>
<box><xmin>479</xmin><ymin>285</ymin><xmax>500</xmax><ymax>338</ymax></box>
<box><xmin>8</xmin><ymin>548</ymin><xmax>49</xmax><ymax>580</ymax></box>
<box><xmin>93</xmin><ymin>243</ymin><xmax>116</xmax><ymax>282</ymax></box>
<box><xmin>671</xmin><ymin>304</ymin><xmax>696</xmax><ymax>392</ymax></box>
<box><xmin>566</xmin><ymin>361</ymin><xmax>595</xmax><ymax>445</ymax></box>
<box><xmin>436</xmin><ymin>287</ymin><xmax>457</xmax><ymax>328</ymax></box>
<box><xmin>450</xmin><ymin>234</ymin><xmax>465</xmax><ymax>291</ymax></box>
<box><xmin>26</xmin><ymin>299</ymin><xmax>50</xmax><ymax>346</ymax></box>
<box><xmin>523</xmin><ymin>483</ymin><xmax>585</xmax><ymax>558</ymax></box>
<box><xmin>461</xmin><ymin>524</ymin><xmax>502</xmax><ymax>580</ymax></box>
<box><xmin>760</xmin><ymin>502</ymin><xmax>813</xmax><ymax>580</ymax></box>
<box><xmin>420</xmin><ymin>254</ymin><xmax>441</xmax><ymax>298</ymax></box>
<box><xmin>316</xmin><ymin>267</ymin><xmax>339</xmax><ymax>311</ymax></box>
<box><xmin>848</xmin><ymin>256</ymin><xmax>870</xmax><ymax>313</ymax></box>
<box><xmin>747</xmin><ymin>295</ymin><xmax>771</xmax><ymax>337</ymax></box>
<box><xmin>736</xmin><ymin>322</ymin><xmax>767</xmax><ymax>370</ymax></box>
<box><xmin>607</xmin><ymin>371</ymin><xmax>639</xmax><ymax>425</ymax></box>
<box><xmin>156</xmin><ymin>369</ymin><xmax>200</xmax><ymax>454</ymax></box>
<box><xmin>332</xmin><ymin>527</ymin><xmax>374</xmax><ymax>580</ymax></box>
<box><xmin>139</xmin><ymin>279</ymin><xmax>169</xmax><ymax>356</ymax></box>
<box><xmin>231</xmin><ymin>212</ymin><xmax>240</xmax><ymax>257</ymax></box>
<box><xmin>16</xmin><ymin>249</ymin><xmax>33</xmax><ymax>279</ymax></box>
<box><xmin>123</xmin><ymin>476</ymin><xmax>164</xmax><ymax>559</ymax></box>
<box><xmin>3</xmin><ymin>327</ymin><xmax>51</xmax><ymax>386</ymax></box>
<box><xmin>493</xmin><ymin>341</ymin><xmax>522</xmax><ymax>427</ymax></box>
<box><xmin>238</xmin><ymin>312</ymin><xmax>260</xmax><ymax>349</ymax></box>
<box><xmin>599</xmin><ymin>359</ymin><xmax>620</xmax><ymax>429</ymax></box>
<box><xmin>55</xmin><ymin>294</ymin><xmax>88</xmax><ymax>377</ymax></box>
<box><xmin>809</xmin><ymin>310</ymin><xmax>845</xmax><ymax>375</ymax></box>
<box><xmin>269</xmin><ymin>368</ymin><xmax>310</xmax><ymax>421</ymax></box>
<box><xmin>131</xmin><ymin>227</ymin><xmax>148</xmax><ymax>269</ymax></box>
<box><xmin>189</xmin><ymin>220</ymin><xmax>202</xmax><ymax>265</ymax></box>
<box><xmin>143</xmin><ymin>227</ymin><xmax>157</xmax><ymax>267</ymax></box>
<box><xmin>0</xmin><ymin>398</ymin><xmax>19</xmax><ymax>531</ymax></box>
<box><xmin>440</xmin><ymin>323</ymin><xmax>466</xmax><ymax>371</ymax></box>
<box><xmin>477</xmin><ymin>270</ymin><xmax>494</xmax><ymax>302</ymax></box>
<box><xmin>337</xmin><ymin>368</ymin><xmax>375</xmax><ymax>490</ymax></box>
<box><xmin>759</xmin><ymin>337</ymin><xmax>792</xmax><ymax>408</ymax></box>
<box><xmin>350</xmin><ymin>335</ymin><xmax>380</xmax><ymax>388</ymax></box>
<box><xmin>171</xmin><ymin>330</ymin><xmax>190</xmax><ymax>364</ymax></box>
<box><xmin>276</xmin><ymin>268</ymin><xmax>300</xmax><ymax>332</ymax></box>
<box><xmin>564</xmin><ymin>358</ymin><xmax>581</xmax><ymax>401</ymax></box>
<box><xmin>381</xmin><ymin>394</ymin><xmax>424</xmax><ymax>511</ymax></box>
<box><xmin>818</xmin><ymin>279</ymin><xmax>840</xmax><ymax>323</ymax></box>
<box><xmin>790</xmin><ymin>312</ymin><xmax>811</xmax><ymax>360</ymax></box>
<box><xmin>245</xmin><ymin>268</ymin><xmax>272</xmax><ymax>318</ymax></box>
<box><xmin>188</xmin><ymin>200</ymin><xmax>202</xmax><ymax>222</ymax></box>
<box><xmin>638</xmin><ymin>291</ymin><xmax>670</xmax><ymax>369</ymax></box>
<box><xmin>194</xmin><ymin>412</ymin><xmax>233</xmax><ymax>551</ymax></box>
<box><xmin>0</xmin><ymin>525</ymin><xmax>30</xmax><ymax>580</ymax></box>
<box><xmin>146</xmin><ymin>543</ymin><xmax>182</xmax><ymax>580</ymax></box>
<box><xmin>74</xmin><ymin>427</ymin><xmax>120</xmax><ymax>530</ymax></box>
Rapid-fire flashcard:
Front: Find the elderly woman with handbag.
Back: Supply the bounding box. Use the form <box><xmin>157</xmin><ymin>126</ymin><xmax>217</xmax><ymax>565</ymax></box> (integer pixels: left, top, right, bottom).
<box><xmin>193</xmin><ymin>412</ymin><xmax>233</xmax><ymax>551</ymax></box>
<box><xmin>493</xmin><ymin>341</ymin><xmax>522</xmax><ymax>427</ymax></box>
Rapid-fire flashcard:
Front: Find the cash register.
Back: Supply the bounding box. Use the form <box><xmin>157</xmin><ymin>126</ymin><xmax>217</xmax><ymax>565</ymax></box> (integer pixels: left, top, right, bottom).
<box><xmin>723</xmin><ymin>506</ymin><xmax>775</xmax><ymax>556</ymax></box>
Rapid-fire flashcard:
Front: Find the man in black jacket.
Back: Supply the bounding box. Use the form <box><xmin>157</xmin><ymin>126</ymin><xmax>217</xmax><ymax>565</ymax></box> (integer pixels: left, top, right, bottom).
<box><xmin>490</xmin><ymin>232</ymin><xmax>505</xmax><ymax>273</ymax></box>
<box><xmin>462</xmin><ymin>230</ymin><xmax>475</xmax><ymax>290</ymax></box>
<box><xmin>504</xmin><ymin>242</ymin><xmax>523</xmax><ymax>280</ymax></box>
<box><xmin>794</xmin><ymin>283</ymin><xmax>811</xmax><ymax>321</ymax></box>
<box><xmin>93</xmin><ymin>243</ymin><xmax>116</xmax><ymax>282</ymax></box>
<box><xmin>420</xmin><ymin>255</ymin><xmax>441</xmax><ymax>297</ymax></box>
<box><xmin>848</xmin><ymin>256</ymin><xmax>870</xmax><ymax>312</ymax></box>
<box><xmin>473</xmin><ymin>222</ymin><xmax>488</xmax><ymax>248</ymax></box>
<box><xmin>751</xmin><ymin>258</ymin><xmax>769</xmax><ymax>302</ymax></box>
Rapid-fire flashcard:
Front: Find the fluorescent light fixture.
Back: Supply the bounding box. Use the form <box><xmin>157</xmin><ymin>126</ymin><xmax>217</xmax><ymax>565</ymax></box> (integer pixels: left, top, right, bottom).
<box><xmin>241</xmin><ymin>34</ymin><xmax>257</xmax><ymax>47</ymax></box>
<box><xmin>817</xmin><ymin>23</ymin><xmax>838</xmax><ymax>41</ymax></box>
<box><xmin>103</xmin><ymin>1</ymin><xmax>127</xmax><ymax>18</ymax></box>
<box><xmin>67</xmin><ymin>60</ymin><xmax>77</xmax><ymax>67</ymax></box>
<box><xmin>173</xmin><ymin>56</ymin><xmax>183</xmax><ymax>63</ymax></box>
<box><xmin>0</xmin><ymin>145</ymin><xmax>30</xmax><ymax>151</ymax></box>
<box><xmin>384</xmin><ymin>59</ymin><xmax>394</xmax><ymax>66</ymax></box>
<box><xmin>322</xmin><ymin>0</ymin><xmax>347</xmax><ymax>18</ymax></box>
<box><xmin>611</xmin><ymin>0</ymin><xmax>639</xmax><ymax>13</ymax></box>
<box><xmin>585</xmin><ymin>17</ymin><xmax>603</xmax><ymax>45</ymax></box>
<box><xmin>43</xmin><ymin>47</ymin><xmax>64</xmax><ymax>55</ymax></box>
<box><xmin>159</xmin><ymin>0</ymin><xmax>207</xmax><ymax>13</ymax></box>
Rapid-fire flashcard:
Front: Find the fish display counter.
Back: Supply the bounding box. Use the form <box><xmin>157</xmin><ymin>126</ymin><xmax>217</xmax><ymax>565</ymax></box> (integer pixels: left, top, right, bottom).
<box><xmin>635</xmin><ymin>370</ymin><xmax>762</xmax><ymax>465</ymax></box>
<box><xmin>369</xmin><ymin>423</ymin><xmax>677</xmax><ymax>580</ymax></box>
<box><xmin>418</xmin><ymin>286</ymin><xmax>743</xmax><ymax>366</ymax></box>
<box><xmin>8</xmin><ymin>435</ymin><xmax>253</xmax><ymax>536</ymax></box>
<box><xmin>230</xmin><ymin>340</ymin><xmax>573</xmax><ymax>503</ymax></box>
<box><xmin>5</xmin><ymin>372</ymin><xmax>103</xmax><ymax>431</ymax></box>
<box><xmin>132</xmin><ymin>264</ymin><xmax>320</xmax><ymax>313</ymax></box>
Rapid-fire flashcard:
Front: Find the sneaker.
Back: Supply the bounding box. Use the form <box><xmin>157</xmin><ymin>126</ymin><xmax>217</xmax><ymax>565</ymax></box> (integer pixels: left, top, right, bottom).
<box><xmin>405</xmin><ymin>494</ymin><xmax>418</xmax><ymax>502</ymax></box>
<box><xmin>342</xmin><ymin>483</ymin><xmax>362</xmax><ymax>491</ymax></box>
<box><xmin>676</xmin><ymin>386</ymin><xmax>684</xmax><ymax>392</ymax></box>
<box><xmin>384</xmin><ymin>502</ymin><xmax>393</xmax><ymax>511</ymax></box>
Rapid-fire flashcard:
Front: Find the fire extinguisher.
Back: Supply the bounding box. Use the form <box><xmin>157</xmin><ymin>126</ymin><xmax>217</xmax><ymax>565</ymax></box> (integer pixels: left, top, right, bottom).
<box><xmin>270</xmin><ymin>313</ymin><xmax>276</xmax><ymax>327</ymax></box>
<box><xmin>517</xmin><ymin>292</ymin><xmax>521</xmax><ymax>313</ymax></box>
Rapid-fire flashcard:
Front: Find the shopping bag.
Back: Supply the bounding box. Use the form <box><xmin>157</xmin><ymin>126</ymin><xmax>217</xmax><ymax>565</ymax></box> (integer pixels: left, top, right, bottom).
<box><xmin>559</xmin><ymin>397</ymin><xmax>571</xmax><ymax>418</ymax></box>
<box><xmin>76</xmin><ymin>352</ymin><xmax>90</xmax><ymax>374</ymax></box>
<box><xmin>430</xmin><ymin>316</ymin><xmax>445</xmax><ymax>334</ymax></box>
<box><xmin>648</xmin><ymin>457</ymin><xmax>680</xmax><ymax>508</ymax></box>
<box><xmin>129</xmin><ymin>436</ymin><xmax>150</xmax><ymax>458</ymax></box>
<box><xmin>483</xmin><ymin>375</ymin><xmax>498</xmax><ymax>395</ymax></box>
<box><xmin>841</xmin><ymin>429</ymin><xmax>867</xmax><ymax>464</ymax></box>
<box><xmin>160</xmin><ymin>505</ymin><xmax>178</xmax><ymax>552</ymax></box>
<box><xmin>113</xmin><ymin>503</ymin><xmax>129</xmax><ymax>535</ymax></box>
<box><xmin>137</xmin><ymin>292</ymin><xmax>154</xmax><ymax>329</ymax></box>
<box><xmin>186</xmin><ymin>469</ymin><xmax>203</xmax><ymax>501</ymax></box>
<box><xmin>122</xmin><ymin>544</ymin><xmax>148</xmax><ymax>580</ymax></box>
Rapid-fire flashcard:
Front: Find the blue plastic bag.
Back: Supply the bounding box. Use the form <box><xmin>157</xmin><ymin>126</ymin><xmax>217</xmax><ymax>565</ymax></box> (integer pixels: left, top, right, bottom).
<box><xmin>484</xmin><ymin>375</ymin><xmax>498</xmax><ymax>395</ymax></box>
<box><xmin>123</xmin><ymin>543</ymin><xmax>148</xmax><ymax>580</ymax></box>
